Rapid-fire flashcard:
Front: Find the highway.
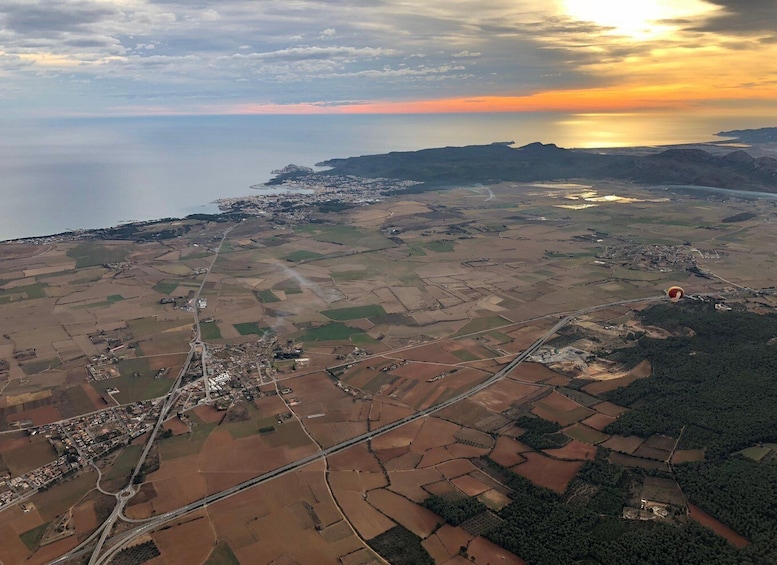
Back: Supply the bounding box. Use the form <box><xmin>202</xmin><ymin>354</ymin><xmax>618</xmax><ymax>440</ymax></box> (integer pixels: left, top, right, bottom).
<box><xmin>50</xmin><ymin>285</ymin><xmax>769</xmax><ymax>564</ymax></box>
<box><xmin>78</xmin><ymin>226</ymin><xmax>235</xmax><ymax>565</ymax></box>
<box><xmin>75</xmin><ymin>293</ymin><xmax>670</xmax><ymax>565</ymax></box>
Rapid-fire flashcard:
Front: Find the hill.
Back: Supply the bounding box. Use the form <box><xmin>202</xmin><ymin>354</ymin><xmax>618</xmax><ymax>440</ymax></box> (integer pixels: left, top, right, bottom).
<box><xmin>275</xmin><ymin>142</ymin><xmax>777</xmax><ymax>193</ymax></box>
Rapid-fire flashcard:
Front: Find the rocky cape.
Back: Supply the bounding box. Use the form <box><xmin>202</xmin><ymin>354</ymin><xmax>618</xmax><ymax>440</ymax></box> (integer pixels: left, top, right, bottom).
<box><xmin>268</xmin><ymin>141</ymin><xmax>777</xmax><ymax>194</ymax></box>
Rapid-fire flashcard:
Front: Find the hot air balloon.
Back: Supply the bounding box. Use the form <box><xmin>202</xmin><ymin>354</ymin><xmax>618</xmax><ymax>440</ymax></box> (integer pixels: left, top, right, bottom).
<box><xmin>666</xmin><ymin>286</ymin><xmax>684</xmax><ymax>302</ymax></box>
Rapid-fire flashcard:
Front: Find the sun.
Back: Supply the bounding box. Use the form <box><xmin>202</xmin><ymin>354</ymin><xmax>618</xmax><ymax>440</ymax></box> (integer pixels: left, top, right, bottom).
<box><xmin>562</xmin><ymin>0</ymin><xmax>715</xmax><ymax>40</ymax></box>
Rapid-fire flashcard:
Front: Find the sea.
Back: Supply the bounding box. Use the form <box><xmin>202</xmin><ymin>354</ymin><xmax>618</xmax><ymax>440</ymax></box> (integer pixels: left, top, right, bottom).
<box><xmin>0</xmin><ymin>112</ymin><xmax>772</xmax><ymax>241</ymax></box>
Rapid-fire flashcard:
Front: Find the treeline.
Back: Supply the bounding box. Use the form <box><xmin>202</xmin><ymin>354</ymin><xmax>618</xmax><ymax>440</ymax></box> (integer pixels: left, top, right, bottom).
<box><xmin>476</xmin><ymin>458</ymin><xmax>742</xmax><ymax>564</ymax></box>
<box><xmin>675</xmin><ymin>457</ymin><xmax>777</xmax><ymax>562</ymax></box>
<box><xmin>603</xmin><ymin>303</ymin><xmax>777</xmax><ymax>457</ymax></box>
<box><xmin>514</xmin><ymin>415</ymin><xmax>568</xmax><ymax>450</ymax></box>
<box><xmin>422</xmin><ymin>494</ymin><xmax>486</xmax><ymax>526</ymax></box>
<box><xmin>368</xmin><ymin>525</ymin><xmax>433</xmax><ymax>565</ymax></box>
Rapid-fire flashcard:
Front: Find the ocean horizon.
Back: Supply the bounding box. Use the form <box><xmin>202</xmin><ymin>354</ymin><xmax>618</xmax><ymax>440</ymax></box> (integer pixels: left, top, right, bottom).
<box><xmin>0</xmin><ymin>112</ymin><xmax>771</xmax><ymax>241</ymax></box>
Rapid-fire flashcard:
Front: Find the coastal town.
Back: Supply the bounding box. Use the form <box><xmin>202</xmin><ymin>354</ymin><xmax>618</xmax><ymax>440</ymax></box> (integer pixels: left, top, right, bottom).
<box><xmin>216</xmin><ymin>168</ymin><xmax>423</xmax><ymax>220</ymax></box>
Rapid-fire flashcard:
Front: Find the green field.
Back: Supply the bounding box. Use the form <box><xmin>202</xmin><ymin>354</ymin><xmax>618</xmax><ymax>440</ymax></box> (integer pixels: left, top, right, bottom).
<box><xmin>255</xmin><ymin>289</ymin><xmax>280</xmax><ymax>303</ymax></box>
<box><xmin>204</xmin><ymin>541</ymin><xmax>241</xmax><ymax>565</ymax></box>
<box><xmin>452</xmin><ymin>349</ymin><xmax>480</xmax><ymax>361</ymax></box>
<box><xmin>67</xmin><ymin>244</ymin><xmax>129</xmax><ymax>268</ymax></box>
<box><xmin>331</xmin><ymin>270</ymin><xmax>371</xmax><ymax>281</ymax></box>
<box><xmin>152</xmin><ymin>280</ymin><xmax>179</xmax><ymax>295</ymax></box>
<box><xmin>92</xmin><ymin>375</ymin><xmax>173</xmax><ymax>404</ymax></box>
<box><xmin>299</xmin><ymin>322</ymin><xmax>361</xmax><ymax>342</ymax></box>
<box><xmin>321</xmin><ymin>304</ymin><xmax>386</xmax><ymax>321</ymax></box>
<box><xmin>115</xmin><ymin>357</ymin><xmax>151</xmax><ymax>378</ymax></box>
<box><xmin>159</xmin><ymin>420</ymin><xmax>219</xmax><ymax>459</ymax></box>
<box><xmin>424</xmin><ymin>240</ymin><xmax>455</xmax><ymax>252</ymax></box>
<box><xmin>20</xmin><ymin>523</ymin><xmax>50</xmax><ymax>550</ymax></box>
<box><xmin>351</xmin><ymin>333</ymin><xmax>380</xmax><ymax>345</ymax></box>
<box><xmin>233</xmin><ymin>322</ymin><xmax>272</xmax><ymax>336</ymax></box>
<box><xmin>106</xmin><ymin>445</ymin><xmax>144</xmax><ymax>480</ymax></box>
<box><xmin>20</xmin><ymin>358</ymin><xmax>62</xmax><ymax>376</ymax></box>
<box><xmin>455</xmin><ymin>315</ymin><xmax>509</xmax><ymax>336</ymax></box>
<box><xmin>296</xmin><ymin>225</ymin><xmax>393</xmax><ymax>250</ymax></box>
<box><xmin>2</xmin><ymin>438</ymin><xmax>58</xmax><ymax>476</ymax></box>
<box><xmin>0</xmin><ymin>282</ymin><xmax>48</xmax><ymax>302</ymax></box>
<box><xmin>563</xmin><ymin>423</ymin><xmax>610</xmax><ymax>445</ymax></box>
<box><xmin>739</xmin><ymin>446</ymin><xmax>772</xmax><ymax>462</ymax></box>
<box><xmin>283</xmin><ymin>250</ymin><xmax>323</xmax><ymax>262</ymax></box>
<box><xmin>200</xmin><ymin>321</ymin><xmax>223</xmax><ymax>340</ymax></box>
<box><xmin>65</xmin><ymin>386</ymin><xmax>98</xmax><ymax>415</ymax></box>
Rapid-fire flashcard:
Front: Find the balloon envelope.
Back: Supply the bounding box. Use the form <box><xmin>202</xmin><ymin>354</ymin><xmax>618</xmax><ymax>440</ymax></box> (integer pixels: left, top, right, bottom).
<box><xmin>667</xmin><ymin>286</ymin><xmax>684</xmax><ymax>302</ymax></box>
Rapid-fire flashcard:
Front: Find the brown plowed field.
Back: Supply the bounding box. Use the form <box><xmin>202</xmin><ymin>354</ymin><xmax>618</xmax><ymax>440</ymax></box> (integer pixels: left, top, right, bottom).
<box><xmin>688</xmin><ymin>503</ymin><xmax>750</xmax><ymax>548</ymax></box>
<box><xmin>370</xmin><ymin>419</ymin><xmax>424</xmax><ymax>450</ymax></box>
<box><xmin>509</xmin><ymin>362</ymin><xmax>561</xmax><ymax>383</ymax></box>
<box><xmin>72</xmin><ymin>500</ymin><xmax>98</xmax><ymax>539</ymax></box>
<box><xmin>384</xmin><ymin>451</ymin><xmax>422</xmax><ymax>471</ymax></box>
<box><xmin>471</xmin><ymin>379</ymin><xmax>540</xmax><ymax>412</ymax></box>
<box><xmin>367</xmin><ymin>489</ymin><xmax>439</xmax><ymax>538</ymax></box>
<box><xmin>329</xmin><ymin>443</ymin><xmax>383</xmax><ymax>472</ymax></box>
<box><xmin>388</xmin><ymin>468</ymin><xmax>444</xmax><ymax>502</ymax></box>
<box><xmin>334</xmin><ymin>490</ymin><xmax>395</xmax><ymax>540</ymax></box>
<box><xmin>390</xmin><ymin>362</ymin><xmax>451</xmax><ymax>380</ymax></box>
<box><xmin>468</xmin><ymin>536</ymin><xmax>525</xmax><ymax>565</ymax></box>
<box><xmin>7</xmin><ymin>405</ymin><xmax>61</xmax><ymax>426</ymax></box>
<box><xmin>437</xmin><ymin>458</ymin><xmax>478</xmax><ymax>479</ymax></box>
<box><xmin>424</xmin><ymin>480</ymin><xmax>457</xmax><ymax>496</ymax></box>
<box><xmin>422</xmin><ymin>531</ymin><xmax>452</xmax><ymax>563</ymax></box>
<box><xmin>330</xmin><ymin>470</ymin><xmax>388</xmax><ymax>493</ymax></box>
<box><xmin>372</xmin><ymin>400</ymin><xmax>415</xmax><ymax>425</ymax></box>
<box><xmin>436</xmin><ymin>524</ymin><xmax>475</xmax><ymax>558</ymax></box>
<box><xmin>308</xmin><ymin>421</ymin><xmax>368</xmax><ymax>449</ymax></box>
<box><xmin>451</xmin><ymin>474</ymin><xmax>492</xmax><ymax>497</ymax></box>
<box><xmin>399</xmin><ymin>343</ymin><xmax>463</xmax><ymax>364</ymax></box>
<box><xmin>418</xmin><ymin>446</ymin><xmax>455</xmax><ymax>468</ymax></box>
<box><xmin>446</xmin><ymin>443</ymin><xmax>490</xmax><ymax>459</ymax></box>
<box><xmin>489</xmin><ymin>436</ymin><xmax>530</xmax><ymax>468</ymax></box>
<box><xmin>409</xmin><ymin>417</ymin><xmax>460</xmax><ymax>453</ymax></box>
<box><xmin>581</xmin><ymin>413</ymin><xmax>617</xmax><ymax>431</ymax></box>
<box><xmin>150</xmin><ymin>512</ymin><xmax>215</xmax><ymax>565</ymax></box>
<box><xmin>191</xmin><ymin>404</ymin><xmax>223</xmax><ymax>423</ymax></box>
<box><xmin>543</xmin><ymin>439</ymin><xmax>597</xmax><ymax>461</ymax></box>
<box><xmin>374</xmin><ymin>445</ymin><xmax>410</xmax><ymax>464</ymax></box>
<box><xmin>163</xmin><ymin>417</ymin><xmax>189</xmax><ymax>436</ymax></box>
<box><xmin>602</xmin><ymin>435</ymin><xmax>645</xmax><ymax>454</ymax></box>
<box><xmin>510</xmin><ymin>452</ymin><xmax>583</xmax><ymax>493</ymax></box>
<box><xmin>0</xmin><ymin>523</ymin><xmax>30</xmax><ymax>565</ymax></box>
<box><xmin>531</xmin><ymin>391</ymin><xmax>595</xmax><ymax>426</ymax></box>
<box><xmin>435</xmin><ymin>399</ymin><xmax>509</xmax><ymax>431</ymax></box>
<box><xmin>670</xmin><ymin>449</ymin><xmax>705</xmax><ymax>463</ymax></box>
<box><xmin>25</xmin><ymin>536</ymin><xmax>78</xmax><ymax>565</ymax></box>
<box><xmin>202</xmin><ymin>472</ymin><xmax>258</xmax><ymax>494</ymax></box>
<box><xmin>591</xmin><ymin>401</ymin><xmax>628</xmax><ymax>417</ymax></box>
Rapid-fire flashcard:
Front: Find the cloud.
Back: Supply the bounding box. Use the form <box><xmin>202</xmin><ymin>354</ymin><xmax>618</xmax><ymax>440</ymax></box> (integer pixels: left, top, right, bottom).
<box><xmin>691</xmin><ymin>0</ymin><xmax>777</xmax><ymax>35</ymax></box>
<box><xmin>0</xmin><ymin>0</ymin><xmax>774</xmax><ymax>116</ymax></box>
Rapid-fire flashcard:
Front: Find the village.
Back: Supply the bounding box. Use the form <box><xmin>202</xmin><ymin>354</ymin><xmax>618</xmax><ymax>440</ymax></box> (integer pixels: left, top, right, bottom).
<box><xmin>216</xmin><ymin>172</ymin><xmax>423</xmax><ymax>221</ymax></box>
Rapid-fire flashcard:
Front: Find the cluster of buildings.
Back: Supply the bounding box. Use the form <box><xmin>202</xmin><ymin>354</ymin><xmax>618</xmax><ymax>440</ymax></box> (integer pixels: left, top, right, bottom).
<box><xmin>217</xmin><ymin>173</ymin><xmax>423</xmax><ymax>220</ymax></box>
<box><xmin>0</xmin><ymin>400</ymin><xmax>162</xmax><ymax>511</ymax></box>
<box><xmin>595</xmin><ymin>243</ymin><xmax>715</xmax><ymax>273</ymax></box>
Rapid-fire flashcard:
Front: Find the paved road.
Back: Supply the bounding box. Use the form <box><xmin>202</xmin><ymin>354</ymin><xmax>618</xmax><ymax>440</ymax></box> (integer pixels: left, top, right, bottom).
<box><xmin>82</xmin><ymin>294</ymin><xmax>671</xmax><ymax>565</ymax></box>
<box><xmin>53</xmin><ymin>287</ymin><xmax>770</xmax><ymax>564</ymax></box>
<box><xmin>81</xmin><ymin>226</ymin><xmax>235</xmax><ymax>565</ymax></box>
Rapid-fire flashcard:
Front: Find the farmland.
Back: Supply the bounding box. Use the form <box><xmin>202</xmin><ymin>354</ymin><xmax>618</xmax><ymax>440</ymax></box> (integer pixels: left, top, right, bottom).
<box><xmin>1</xmin><ymin>164</ymin><xmax>776</xmax><ymax>563</ymax></box>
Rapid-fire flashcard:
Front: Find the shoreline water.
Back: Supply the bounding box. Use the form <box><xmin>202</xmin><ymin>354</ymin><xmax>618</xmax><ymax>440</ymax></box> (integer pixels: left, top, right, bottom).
<box><xmin>0</xmin><ymin>113</ymin><xmax>774</xmax><ymax>242</ymax></box>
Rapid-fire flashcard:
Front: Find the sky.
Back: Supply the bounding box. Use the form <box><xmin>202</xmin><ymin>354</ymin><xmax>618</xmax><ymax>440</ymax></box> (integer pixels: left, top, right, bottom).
<box><xmin>1</xmin><ymin>0</ymin><xmax>776</xmax><ymax>117</ymax></box>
